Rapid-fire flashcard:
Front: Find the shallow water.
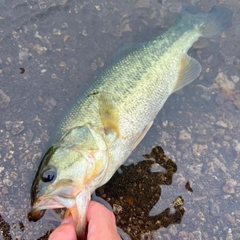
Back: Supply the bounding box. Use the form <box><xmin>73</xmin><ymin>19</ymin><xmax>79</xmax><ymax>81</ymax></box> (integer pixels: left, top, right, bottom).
<box><xmin>0</xmin><ymin>0</ymin><xmax>239</xmax><ymax>239</ymax></box>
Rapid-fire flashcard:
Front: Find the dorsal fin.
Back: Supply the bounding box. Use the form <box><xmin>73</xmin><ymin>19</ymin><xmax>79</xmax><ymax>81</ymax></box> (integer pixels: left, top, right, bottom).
<box><xmin>172</xmin><ymin>53</ymin><xmax>202</xmax><ymax>93</ymax></box>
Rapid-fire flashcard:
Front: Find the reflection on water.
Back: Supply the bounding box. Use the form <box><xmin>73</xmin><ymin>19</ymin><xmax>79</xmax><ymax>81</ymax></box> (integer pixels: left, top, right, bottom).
<box><xmin>96</xmin><ymin>146</ymin><xmax>185</xmax><ymax>239</ymax></box>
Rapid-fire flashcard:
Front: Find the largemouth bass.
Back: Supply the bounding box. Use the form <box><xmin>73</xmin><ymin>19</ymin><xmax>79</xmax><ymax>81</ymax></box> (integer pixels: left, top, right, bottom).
<box><xmin>28</xmin><ymin>5</ymin><xmax>232</xmax><ymax>239</ymax></box>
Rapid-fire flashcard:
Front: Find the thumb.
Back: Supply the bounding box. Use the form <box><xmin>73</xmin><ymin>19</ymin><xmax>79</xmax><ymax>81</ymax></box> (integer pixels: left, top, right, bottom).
<box><xmin>49</xmin><ymin>216</ymin><xmax>77</xmax><ymax>240</ymax></box>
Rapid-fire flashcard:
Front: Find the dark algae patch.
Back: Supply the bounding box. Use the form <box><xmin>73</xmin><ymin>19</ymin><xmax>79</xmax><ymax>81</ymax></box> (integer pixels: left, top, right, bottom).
<box><xmin>0</xmin><ymin>214</ymin><xmax>11</xmax><ymax>240</ymax></box>
<box><xmin>96</xmin><ymin>146</ymin><xmax>185</xmax><ymax>239</ymax></box>
<box><xmin>0</xmin><ymin>214</ymin><xmax>53</xmax><ymax>240</ymax></box>
<box><xmin>37</xmin><ymin>229</ymin><xmax>54</xmax><ymax>240</ymax></box>
<box><xmin>185</xmin><ymin>181</ymin><xmax>193</xmax><ymax>192</ymax></box>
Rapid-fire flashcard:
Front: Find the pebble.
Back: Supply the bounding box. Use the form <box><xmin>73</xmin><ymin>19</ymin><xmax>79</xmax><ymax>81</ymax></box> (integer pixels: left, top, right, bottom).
<box><xmin>197</xmin><ymin>212</ymin><xmax>206</xmax><ymax>221</ymax></box>
<box><xmin>233</xmin><ymin>140</ymin><xmax>240</xmax><ymax>153</ymax></box>
<box><xmin>214</xmin><ymin>72</ymin><xmax>235</xmax><ymax>90</ymax></box>
<box><xmin>213</xmin><ymin>158</ymin><xmax>227</xmax><ymax>173</ymax></box>
<box><xmin>231</xmin><ymin>75</ymin><xmax>239</xmax><ymax>83</ymax></box>
<box><xmin>179</xmin><ymin>129</ymin><xmax>191</xmax><ymax>140</ymax></box>
<box><xmin>21</xmin><ymin>173</ymin><xmax>29</xmax><ymax>183</ymax></box>
<box><xmin>44</xmin><ymin>97</ymin><xmax>57</xmax><ymax>112</ymax></box>
<box><xmin>25</xmin><ymin>129</ymin><xmax>34</xmax><ymax>142</ymax></box>
<box><xmin>225</xmin><ymin>213</ymin><xmax>236</xmax><ymax>225</ymax></box>
<box><xmin>233</xmin><ymin>96</ymin><xmax>240</xmax><ymax>110</ymax></box>
<box><xmin>178</xmin><ymin>231</ymin><xmax>190</xmax><ymax>240</ymax></box>
<box><xmin>176</xmin><ymin>173</ymin><xmax>186</xmax><ymax>187</ymax></box>
<box><xmin>2</xmin><ymin>187</ymin><xmax>8</xmax><ymax>194</ymax></box>
<box><xmin>192</xmin><ymin>143</ymin><xmax>208</xmax><ymax>157</ymax></box>
<box><xmin>18</xmin><ymin>51</ymin><xmax>30</xmax><ymax>61</ymax></box>
<box><xmin>31</xmin><ymin>44</ymin><xmax>47</xmax><ymax>55</ymax></box>
<box><xmin>26</xmin><ymin>162</ymin><xmax>34</xmax><ymax>170</ymax></box>
<box><xmin>0</xmin><ymin>89</ymin><xmax>10</xmax><ymax>109</ymax></box>
<box><xmin>216</xmin><ymin>120</ymin><xmax>228</xmax><ymax>128</ymax></box>
<box><xmin>168</xmin><ymin>225</ymin><xmax>177</xmax><ymax>236</ymax></box>
<box><xmin>187</xmin><ymin>164</ymin><xmax>203</xmax><ymax>181</ymax></box>
<box><xmin>10</xmin><ymin>172</ymin><xmax>18</xmax><ymax>180</ymax></box>
<box><xmin>222</xmin><ymin>179</ymin><xmax>237</xmax><ymax>194</ymax></box>
<box><xmin>33</xmin><ymin>137</ymin><xmax>41</xmax><ymax>145</ymax></box>
<box><xmin>162</xmin><ymin>0</ymin><xmax>175</xmax><ymax>7</ymax></box>
<box><xmin>113</xmin><ymin>204</ymin><xmax>122</xmax><ymax>214</ymax></box>
<box><xmin>169</xmin><ymin>3</ymin><xmax>181</xmax><ymax>13</ymax></box>
<box><xmin>226</xmin><ymin>228</ymin><xmax>233</xmax><ymax>240</ymax></box>
<box><xmin>5</xmin><ymin>121</ymin><xmax>24</xmax><ymax>135</ymax></box>
<box><xmin>192</xmin><ymin>231</ymin><xmax>202</xmax><ymax>240</ymax></box>
<box><xmin>91</xmin><ymin>58</ymin><xmax>105</xmax><ymax>71</ymax></box>
<box><xmin>3</xmin><ymin>178</ymin><xmax>13</xmax><ymax>187</ymax></box>
<box><xmin>210</xmin><ymin>203</ymin><xmax>220</xmax><ymax>216</ymax></box>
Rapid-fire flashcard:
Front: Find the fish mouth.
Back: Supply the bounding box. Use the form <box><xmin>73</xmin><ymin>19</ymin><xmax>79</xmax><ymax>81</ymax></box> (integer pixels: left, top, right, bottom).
<box><xmin>28</xmin><ymin>208</ymin><xmax>46</xmax><ymax>222</ymax></box>
<box><xmin>28</xmin><ymin>196</ymin><xmax>76</xmax><ymax>221</ymax></box>
<box><xmin>28</xmin><ymin>187</ymin><xmax>77</xmax><ymax>222</ymax></box>
<box><xmin>29</xmin><ymin>187</ymin><xmax>92</xmax><ymax>239</ymax></box>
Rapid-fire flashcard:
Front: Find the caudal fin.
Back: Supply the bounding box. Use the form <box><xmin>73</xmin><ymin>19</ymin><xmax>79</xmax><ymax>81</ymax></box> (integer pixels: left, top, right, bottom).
<box><xmin>198</xmin><ymin>6</ymin><xmax>232</xmax><ymax>37</ymax></box>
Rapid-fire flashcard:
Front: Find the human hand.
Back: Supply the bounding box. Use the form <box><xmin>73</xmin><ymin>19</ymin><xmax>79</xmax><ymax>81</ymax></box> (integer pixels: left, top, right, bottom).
<box><xmin>49</xmin><ymin>201</ymin><xmax>121</xmax><ymax>240</ymax></box>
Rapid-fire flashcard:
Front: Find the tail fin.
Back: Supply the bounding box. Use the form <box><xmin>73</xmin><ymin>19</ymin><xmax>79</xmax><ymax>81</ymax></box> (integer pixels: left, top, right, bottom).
<box><xmin>198</xmin><ymin>6</ymin><xmax>232</xmax><ymax>37</ymax></box>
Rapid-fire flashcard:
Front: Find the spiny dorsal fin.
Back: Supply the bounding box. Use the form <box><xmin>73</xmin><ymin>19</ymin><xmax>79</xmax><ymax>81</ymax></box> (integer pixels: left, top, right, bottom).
<box><xmin>98</xmin><ymin>92</ymin><xmax>120</xmax><ymax>135</ymax></box>
<box><xmin>172</xmin><ymin>53</ymin><xmax>202</xmax><ymax>93</ymax></box>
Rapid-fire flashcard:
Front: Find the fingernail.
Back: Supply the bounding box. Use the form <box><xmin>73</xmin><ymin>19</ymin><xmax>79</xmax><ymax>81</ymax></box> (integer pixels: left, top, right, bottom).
<box><xmin>61</xmin><ymin>216</ymin><xmax>72</xmax><ymax>224</ymax></box>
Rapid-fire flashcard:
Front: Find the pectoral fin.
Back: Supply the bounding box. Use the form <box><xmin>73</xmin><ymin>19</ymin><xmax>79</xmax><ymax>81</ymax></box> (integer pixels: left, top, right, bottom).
<box><xmin>98</xmin><ymin>92</ymin><xmax>120</xmax><ymax>135</ymax></box>
<box><xmin>172</xmin><ymin>53</ymin><xmax>202</xmax><ymax>93</ymax></box>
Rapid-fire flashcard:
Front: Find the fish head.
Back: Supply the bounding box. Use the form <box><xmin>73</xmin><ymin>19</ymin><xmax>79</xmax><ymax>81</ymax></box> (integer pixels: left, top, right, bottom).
<box><xmin>28</xmin><ymin>125</ymin><xmax>109</xmax><ymax>236</ymax></box>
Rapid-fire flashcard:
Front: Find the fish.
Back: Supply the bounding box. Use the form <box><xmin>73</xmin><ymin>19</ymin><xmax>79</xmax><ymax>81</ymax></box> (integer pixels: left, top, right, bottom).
<box><xmin>28</xmin><ymin>5</ymin><xmax>232</xmax><ymax>239</ymax></box>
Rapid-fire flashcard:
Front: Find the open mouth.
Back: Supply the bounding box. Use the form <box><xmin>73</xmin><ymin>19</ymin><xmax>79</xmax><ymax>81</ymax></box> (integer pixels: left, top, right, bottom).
<box><xmin>28</xmin><ymin>193</ymin><xmax>76</xmax><ymax>222</ymax></box>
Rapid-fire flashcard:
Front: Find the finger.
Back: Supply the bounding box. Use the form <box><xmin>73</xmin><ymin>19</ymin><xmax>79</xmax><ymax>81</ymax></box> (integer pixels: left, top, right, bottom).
<box><xmin>87</xmin><ymin>201</ymin><xmax>121</xmax><ymax>240</ymax></box>
<box><xmin>49</xmin><ymin>216</ymin><xmax>77</xmax><ymax>240</ymax></box>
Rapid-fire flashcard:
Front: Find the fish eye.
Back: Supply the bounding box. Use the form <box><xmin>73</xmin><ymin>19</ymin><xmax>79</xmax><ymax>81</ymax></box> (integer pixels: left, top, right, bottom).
<box><xmin>41</xmin><ymin>167</ymin><xmax>57</xmax><ymax>183</ymax></box>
